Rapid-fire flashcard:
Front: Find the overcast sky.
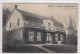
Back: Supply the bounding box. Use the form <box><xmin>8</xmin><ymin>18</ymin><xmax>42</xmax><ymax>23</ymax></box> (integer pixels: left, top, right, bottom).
<box><xmin>3</xmin><ymin>3</ymin><xmax>78</xmax><ymax>29</ymax></box>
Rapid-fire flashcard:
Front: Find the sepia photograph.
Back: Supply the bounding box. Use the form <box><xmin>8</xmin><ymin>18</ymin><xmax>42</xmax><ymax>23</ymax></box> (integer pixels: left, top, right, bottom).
<box><xmin>2</xmin><ymin>3</ymin><xmax>78</xmax><ymax>53</ymax></box>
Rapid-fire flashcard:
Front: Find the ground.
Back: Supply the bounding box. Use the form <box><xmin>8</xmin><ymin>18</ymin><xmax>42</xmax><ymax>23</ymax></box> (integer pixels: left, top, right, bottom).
<box><xmin>42</xmin><ymin>44</ymin><xmax>77</xmax><ymax>53</ymax></box>
<box><xmin>3</xmin><ymin>44</ymin><xmax>47</xmax><ymax>53</ymax></box>
<box><xmin>3</xmin><ymin>44</ymin><xmax>77</xmax><ymax>53</ymax></box>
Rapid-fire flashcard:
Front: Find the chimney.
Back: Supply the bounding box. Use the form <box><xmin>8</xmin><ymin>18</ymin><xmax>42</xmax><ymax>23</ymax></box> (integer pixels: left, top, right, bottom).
<box><xmin>51</xmin><ymin>16</ymin><xmax>53</xmax><ymax>18</ymax></box>
<box><xmin>15</xmin><ymin>5</ymin><xmax>18</xmax><ymax>9</ymax></box>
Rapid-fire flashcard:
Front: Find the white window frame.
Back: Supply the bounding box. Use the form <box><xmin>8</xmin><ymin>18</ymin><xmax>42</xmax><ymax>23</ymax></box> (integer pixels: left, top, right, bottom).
<box><xmin>17</xmin><ymin>19</ymin><xmax>20</xmax><ymax>26</ymax></box>
<box><xmin>60</xmin><ymin>34</ymin><xmax>63</xmax><ymax>42</ymax></box>
<box><xmin>47</xmin><ymin>33</ymin><xmax>52</xmax><ymax>41</ymax></box>
<box><xmin>29</xmin><ymin>31</ymin><xmax>34</xmax><ymax>41</ymax></box>
<box><xmin>48</xmin><ymin>23</ymin><xmax>51</xmax><ymax>30</ymax></box>
<box><xmin>55</xmin><ymin>34</ymin><xmax>58</xmax><ymax>42</ymax></box>
<box><xmin>37</xmin><ymin>32</ymin><xmax>41</xmax><ymax>41</ymax></box>
<box><xmin>10</xmin><ymin>22</ymin><xmax>11</xmax><ymax>28</ymax></box>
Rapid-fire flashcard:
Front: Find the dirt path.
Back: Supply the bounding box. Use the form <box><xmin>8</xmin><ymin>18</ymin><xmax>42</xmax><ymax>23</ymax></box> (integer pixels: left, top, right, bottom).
<box><xmin>33</xmin><ymin>45</ymin><xmax>55</xmax><ymax>53</ymax></box>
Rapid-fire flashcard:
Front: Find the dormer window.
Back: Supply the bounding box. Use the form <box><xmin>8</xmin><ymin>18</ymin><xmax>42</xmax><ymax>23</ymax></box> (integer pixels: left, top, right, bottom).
<box><xmin>10</xmin><ymin>22</ymin><xmax>11</xmax><ymax>28</ymax></box>
<box><xmin>17</xmin><ymin>19</ymin><xmax>20</xmax><ymax>26</ymax></box>
<box><xmin>48</xmin><ymin>23</ymin><xmax>51</xmax><ymax>30</ymax></box>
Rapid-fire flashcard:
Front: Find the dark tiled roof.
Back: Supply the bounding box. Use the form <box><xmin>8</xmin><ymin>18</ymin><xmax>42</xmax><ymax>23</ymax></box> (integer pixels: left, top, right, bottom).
<box><xmin>50</xmin><ymin>18</ymin><xmax>64</xmax><ymax>28</ymax></box>
<box><xmin>18</xmin><ymin>9</ymin><xmax>64</xmax><ymax>28</ymax></box>
<box><xmin>18</xmin><ymin>9</ymin><xmax>45</xmax><ymax>20</ymax></box>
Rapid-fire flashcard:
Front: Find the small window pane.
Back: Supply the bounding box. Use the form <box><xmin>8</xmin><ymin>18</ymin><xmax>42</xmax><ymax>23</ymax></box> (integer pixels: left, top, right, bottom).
<box><xmin>47</xmin><ymin>33</ymin><xmax>52</xmax><ymax>41</ymax></box>
<box><xmin>10</xmin><ymin>22</ymin><xmax>11</xmax><ymax>28</ymax></box>
<box><xmin>60</xmin><ymin>34</ymin><xmax>63</xmax><ymax>42</ymax></box>
<box><xmin>48</xmin><ymin>23</ymin><xmax>51</xmax><ymax>30</ymax></box>
<box><xmin>37</xmin><ymin>32</ymin><xmax>41</xmax><ymax>41</ymax></box>
<box><xmin>29</xmin><ymin>31</ymin><xmax>34</xmax><ymax>41</ymax></box>
<box><xmin>55</xmin><ymin>34</ymin><xmax>58</xmax><ymax>42</ymax></box>
<box><xmin>17</xmin><ymin>19</ymin><xmax>20</xmax><ymax>26</ymax></box>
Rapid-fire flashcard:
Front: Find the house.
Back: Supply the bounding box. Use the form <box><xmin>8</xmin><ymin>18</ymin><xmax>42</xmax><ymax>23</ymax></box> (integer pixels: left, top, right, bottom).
<box><xmin>6</xmin><ymin>5</ymin><xmax>66</xmax><ymax>44</ymax></box>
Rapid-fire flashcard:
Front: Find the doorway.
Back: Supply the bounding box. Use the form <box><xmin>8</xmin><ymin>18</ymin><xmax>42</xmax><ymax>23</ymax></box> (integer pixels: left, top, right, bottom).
<box><xmin>46</xmin><ymin>33</ymin><xmax>52</xmax><ymax>44</ymax></box>
<box><xmin>55</xmin><ymin>33</ymin><xmax>63</xmax><ymax>44</ymax></box>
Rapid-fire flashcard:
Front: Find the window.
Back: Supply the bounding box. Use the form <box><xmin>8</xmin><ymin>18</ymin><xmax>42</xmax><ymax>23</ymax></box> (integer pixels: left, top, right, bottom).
<box><xmin>47</xmin><ymin>33</ymin><xmax>49</xmax><ymax>41</ymax></box>
<box><xmin>29</xmin><ymin>31</ymin><xmax>34</xmax><ymax>41</ymax></box>
<box><xmin>37</xmin><ymin>32</ymin><xmax>41</xmax><ymax>41</ymax></box>
<box><xmin>48</xmin><ymin>23</ymin><xmax>51</xmax><ymax>30</ymax></box>
<box><xmin>16</xmin><ymin>31</ymin><xmax>20</xmax><ymax>40</ymax></box>
<box><xmin>47</xmin><ymin>33</ymin><xmax>52</xmax><ymax>41</ymax></box>
<box><xmin>10</xmin><ymin>22</ymin><xmax>11</xmax><ymax>28</ymax></box>
<box><xmin>55</xmin><ymin>34</ymin><xmax>58</xmax><ymax>42</ymax></box>
<box><xmin>47</xmin><ymin>35</ymin><xmax>49</xmax><ymax>41</ymax></box>
<box><xmin>60</xmin><ymin>34</ymin><xmax>63</xmax><ymax>42</ymax></box>
<box><xmin>17</xmin><ymin>19</ymin><xmax>20</xmax><ymax>26</ymax></box>
<box><xmin>38</xmin><ymin>20</ymin><xmax>40</xmax><ymax>23</ymax></box>
<box><xmin>20</xmin><ymin>29</ymin><xmax>22</xmax><ymax>35</ymax></box>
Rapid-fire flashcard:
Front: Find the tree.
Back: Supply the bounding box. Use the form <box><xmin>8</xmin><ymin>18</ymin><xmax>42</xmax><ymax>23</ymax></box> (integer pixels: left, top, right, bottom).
<box><xmin>67</xmin><ymin>15</ymin><xmax>77</xmax><ymax>45</ymax></box>
<box><xmin>3</xmin><ymin>8</ymin><xmax>11</xmax><ymax>27</ymax></box>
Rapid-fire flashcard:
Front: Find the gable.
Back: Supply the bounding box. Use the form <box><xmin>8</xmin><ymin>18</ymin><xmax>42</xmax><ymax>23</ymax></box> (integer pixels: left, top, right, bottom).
<box><xmin>6</xmin><ymin>9</ymin><xmax>24</xmax><ymax>31</ymax></box>
<box><xmin>43</xmin><ymin>19</ymin><xmax>54</xmax><ymax>31</ymax></box>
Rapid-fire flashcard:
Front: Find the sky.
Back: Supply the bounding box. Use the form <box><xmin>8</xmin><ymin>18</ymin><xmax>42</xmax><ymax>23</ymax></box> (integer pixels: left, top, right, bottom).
<box><xmin>3</xmin><ymin>3</ymin><xmax>78</xmax><ymax>29</ymax></box>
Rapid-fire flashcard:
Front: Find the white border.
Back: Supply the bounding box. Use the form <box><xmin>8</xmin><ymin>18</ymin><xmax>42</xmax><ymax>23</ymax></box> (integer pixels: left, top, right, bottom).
<box><xmin>0</xmin><ymin>1</ymin><xmax>2</xmax><ymax>54</ymax></box>
<box><xmin>0</xmin><ymin>0</ymin><xmax>80</xmax><ymax>54</ymax></box>
<box><xmin>1</xmin><ymin>0</ymin><xmax>79</xmax><ymax>3</ymax></box>
<box><xmin>78</xmin><ymin>3</ymin><xmax>80</xmax><ymax>54</ymax></box>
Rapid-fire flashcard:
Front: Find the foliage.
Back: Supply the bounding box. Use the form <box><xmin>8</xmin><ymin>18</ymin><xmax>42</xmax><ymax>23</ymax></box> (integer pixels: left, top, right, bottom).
<box><xmin>3</xmin><ymin>8</ymin><xmax>11</xmax><ymax>26</ymax></box>
<box><xmin>67</xmin><ymin>35</ymin><xmax>77</xmax><ymax>45</ymax></box>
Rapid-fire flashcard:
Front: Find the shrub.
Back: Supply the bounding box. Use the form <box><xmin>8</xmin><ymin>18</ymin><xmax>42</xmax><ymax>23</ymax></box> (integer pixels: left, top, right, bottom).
<box><xmin>67</xmin><ymin>35</ymin><xmax>77</xmax><ymax>45</ymax></box>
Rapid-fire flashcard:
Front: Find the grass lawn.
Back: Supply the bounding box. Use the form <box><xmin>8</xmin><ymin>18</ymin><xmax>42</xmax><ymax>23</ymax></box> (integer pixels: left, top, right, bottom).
<box><xmin>3</xmin><ymin>45</ymin><xmax>47</xmax><ymax>53</ymax></box>
<box><xmin>42</xmin><ymin>44</ymin><xmax>77</xmax><ymax>53</ymax></box>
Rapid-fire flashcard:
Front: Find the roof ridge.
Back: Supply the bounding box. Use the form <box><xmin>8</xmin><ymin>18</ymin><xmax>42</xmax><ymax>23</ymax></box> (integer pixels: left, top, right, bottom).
<box><xmin>6</xmin><ymin>9</ymin><xmax>15</xmax><ymax>27</ymax></box>
<box><xmin>17</xmin><ymin>9</ymin><xmax>64</xmax><ymax>27</ymax></box>
<box><xmin>17</xmin><ymin>9</ymin><xmax>50</xmax><ymax>19</ymax></box>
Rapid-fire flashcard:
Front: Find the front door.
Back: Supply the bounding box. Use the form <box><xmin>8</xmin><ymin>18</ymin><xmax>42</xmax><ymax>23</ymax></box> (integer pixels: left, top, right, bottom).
<box><xmin>55</xmin><ymin>34</ymin><xmax>63</xmax><ymax>44</ymax></box>
<box><xmin>46</xmin><ymin>33</ymin><xmax>52</xmax><ymax>44</ymax></box>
